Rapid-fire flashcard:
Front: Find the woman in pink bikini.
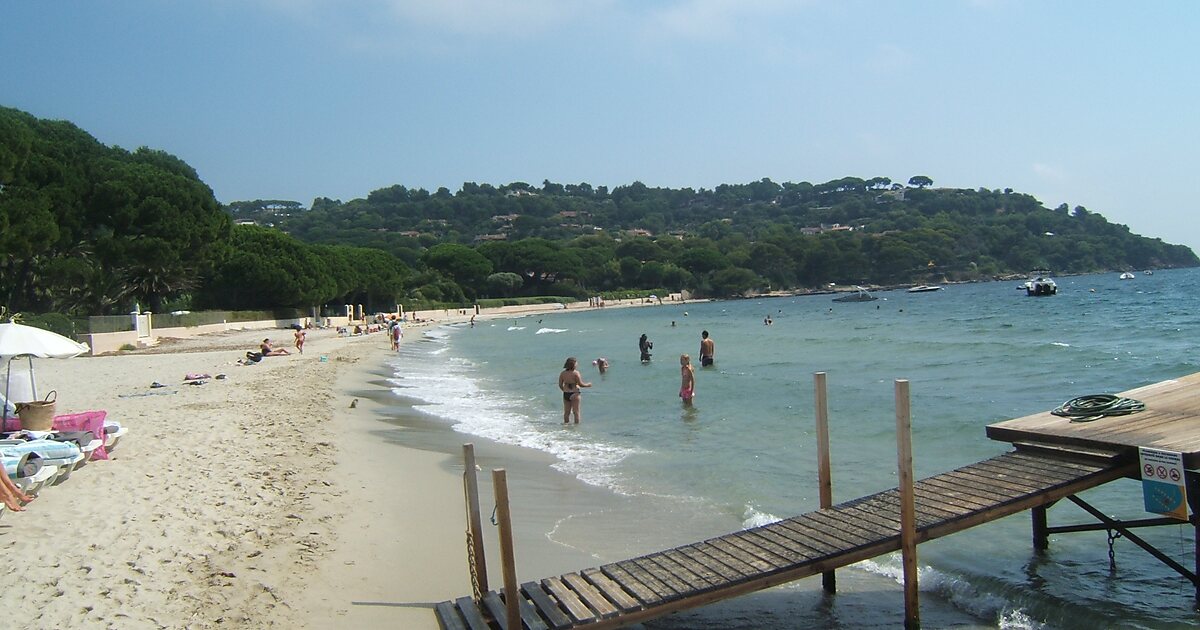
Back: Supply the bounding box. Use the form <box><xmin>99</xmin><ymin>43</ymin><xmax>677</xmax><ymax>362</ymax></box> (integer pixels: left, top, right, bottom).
<box><xmin>679</xmin><ymin>354</ymin><xmax>695</xmax><ymax>406</ymax></box>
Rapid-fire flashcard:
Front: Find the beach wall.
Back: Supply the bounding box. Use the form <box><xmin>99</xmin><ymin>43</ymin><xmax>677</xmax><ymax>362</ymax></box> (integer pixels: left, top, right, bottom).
<box><xmin>84</xmin><ymin>316</ymin><xmax>338</xmax><ymax>354</ymax></box>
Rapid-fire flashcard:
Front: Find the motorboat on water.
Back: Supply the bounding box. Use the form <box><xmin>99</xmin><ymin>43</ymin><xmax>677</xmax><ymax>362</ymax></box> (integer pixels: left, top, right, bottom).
<box><xmin>1119</xmin><ymin>271</ymin><xmax>1135</xmax><ymax>280</ymax></box>
<box><xmin>832</xmin><ymin>286</ymin><xmax>878</xmax><ymax>302</ymax></box>
<box><xmin>907</xmin><ymin>285</ymin><xmax>943</xmax><ymax>293</ymax></box>
<box><xmin>1024</xmin><ymin>269</ymin><xmax>1057</xmax><ymax>296</ymax></box>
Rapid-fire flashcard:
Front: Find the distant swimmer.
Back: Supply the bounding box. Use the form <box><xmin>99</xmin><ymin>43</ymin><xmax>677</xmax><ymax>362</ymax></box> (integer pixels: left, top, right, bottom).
<box><xmin>593</xmin><ymin>357</ymin><xmax>609</xmax><ymax>374</ymax></box>
<box><xmin>639</xmin><ymin>334</ymin><xmax>653</xmax><ymax>363</ymax></box>
<box><xmin>558</xmin><ymin>357</ymin><xmax>592</xmax><ymax>424</ymax></box>
<box><xmin>699</xmin><ymin>330</ymin><xmax>715</xmax><ymax>367</ymax></box>
<box><xmin>679</xmin><ymin>354</ymin><xmax>695</xmax><ymax>406</ymax></box>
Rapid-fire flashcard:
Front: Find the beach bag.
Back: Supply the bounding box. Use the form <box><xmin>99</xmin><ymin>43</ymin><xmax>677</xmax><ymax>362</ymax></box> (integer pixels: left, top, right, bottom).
<box><xmin>52</xmin><ymin>409</ymin><xmax>109</xmax><ymax>461</ymax></box>
<box><xmin>15</xmin><ymin>390</ymin><xmax>56</xmax><ymax>432</ymax></box>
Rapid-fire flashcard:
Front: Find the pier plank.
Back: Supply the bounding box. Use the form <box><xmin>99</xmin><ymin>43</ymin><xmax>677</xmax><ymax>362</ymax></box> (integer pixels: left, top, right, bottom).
<box><xmin>599</xmin><ymin>564</ymin><xmax>660</xmax><ymax>606</ymax></box>
<box><xmin>938</xmin><ymin>469</ymin><xmax>1039</xmax><ymax>498</ymax></box>
<box><xmin>644</xmin><ymin>553</ymin><xmax>716</xmax><ymax>592</ymax></box>
<box><xmin>676</xmin><ymin>545</ymin><xmax>749</xmax><ymax>582</ymax></box>
<box><xmin>795</xmin><ymin>510</ymin><xmax>884</xmax><ymax>548</ymax></box>
<box><xmin>693</xmin><ymin>541</ymin><xmax>763</xmax><ymax>575</ymax></box>
<box><xmin>581</xmin><ymin>568</ymin><xmax>641</xmax><ymax>612</ymax></box>
<box><xmin>661</xmin><ymin>548</ymin><xmax>726</xmax><ymax>587</ymax></box>
<box><xmin>435</xmin><ymin>601</ymin><xmax>468</xmax><ymax>630</ymax></box>
<box><xmin>806</xmin><ymin>509</ymin><xmax>889</xmax><ymax>542</ymax></box>
<box><xmin>481</xmin><ymin>592</ymin><xmax>510</xmax><ymax>630</ymax></box>
<box><xmin>454</xmin><ymin>596</ymin><xmax>493</xmax><ymax>630</ymax></box>
<box><xmin>630</xmin><ymin>556</ymin><xmax>692</xmax><ymax>597</ymax></box>
<box><xmin>737</xmin><ymin>529</ymin><xmax>812</xmax><ymax>564</ymax></box>
<box><xmin>921</xmin><ymin>475</ymin><xmax>1020</xmax><ymax>506</ymax></box>
<box><xmin>773</xmin><ymin>514</ymin><xmax>865</xmax><ymax>552</ymax></box>
<box><xmin>522</xmin><ymin>581</ymin><xmax>574</xmax><ymax>629</ymax></box>
<box><xmin>717</xmin><ymin>533</ymin><xmax>792</xmax><ymax>569</ymax></box>
<box><xmin>543</xmin><ymin>576</ymin><xmax>595</xmax><ymax>623</ymax></box>
<box><xmin>561</xmin><ymin>572</ymin><xmax>619</xmax><ymax>619</ymax></box>
<box><xmin>750</xmin><ymin>525</ymin><xmax>829</xmax><ymax>558</ymax></box>
<box><xmin>617</xmin><ymin>559</ymin><xmax>681</xmax><ymax>600</ymax></box>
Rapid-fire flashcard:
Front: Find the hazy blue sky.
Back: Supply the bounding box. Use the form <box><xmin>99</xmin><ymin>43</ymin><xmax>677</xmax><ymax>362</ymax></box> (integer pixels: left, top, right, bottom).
<box><xmin>4</xmin><ymin>1</ymin><xmax>1197</xmax><ymax>250</ymax></box>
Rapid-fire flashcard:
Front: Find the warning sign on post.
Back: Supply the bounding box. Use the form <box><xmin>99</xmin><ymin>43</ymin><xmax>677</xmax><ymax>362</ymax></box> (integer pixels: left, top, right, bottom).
<box><xmin>1139</xmin><ymin>447</ymin><xmax>1188</xmax><ymax>521</ymax></box>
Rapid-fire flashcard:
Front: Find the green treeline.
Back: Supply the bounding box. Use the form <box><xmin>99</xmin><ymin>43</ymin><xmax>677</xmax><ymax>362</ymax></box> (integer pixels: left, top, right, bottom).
<box><xmin>0</xmin><ymin>106</ymin><xmax>407</xmax><ymax>316</ymax></box>
<box><xmin>2</xmin><ymin>105</ymin><xmax>1196</xmax><ymax>318</ymax></box>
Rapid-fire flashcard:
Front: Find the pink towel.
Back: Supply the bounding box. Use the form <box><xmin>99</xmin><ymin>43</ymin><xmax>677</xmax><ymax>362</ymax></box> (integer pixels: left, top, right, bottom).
<box><xmin>52</xmin><ymin>410</ymin><xmax>109</xmax><ymax>460</ymax></box>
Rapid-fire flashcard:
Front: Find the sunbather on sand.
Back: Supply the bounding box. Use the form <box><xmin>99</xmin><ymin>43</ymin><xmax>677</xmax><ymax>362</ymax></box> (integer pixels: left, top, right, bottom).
<box><xmin>0</xmin><ymin>469</ymin><xmax>33</xmax><ymax>511</ymax></box>
<box><xmin>260</xmin><ymin>339</ymin><xmax>290</xmax><ymax>356</ymax></box>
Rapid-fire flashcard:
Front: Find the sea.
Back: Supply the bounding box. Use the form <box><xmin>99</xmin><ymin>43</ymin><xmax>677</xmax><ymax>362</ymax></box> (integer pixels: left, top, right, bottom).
<box><xmin>382</xmin><ymin>268</ymin><xmax>1200</xmax><ymax>629</ymax></box>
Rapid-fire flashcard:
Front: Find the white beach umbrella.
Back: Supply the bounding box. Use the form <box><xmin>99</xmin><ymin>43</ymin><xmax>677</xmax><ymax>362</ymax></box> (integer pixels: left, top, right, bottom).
<box><xmin>0</xmin><ymin>321</ymin><xmax>90</xmax><ymax>359</ymax></box>
<box><xmin>0</xmin><ymin>322</ymin><xmax>90</xmax><ymax>428</ymax></box>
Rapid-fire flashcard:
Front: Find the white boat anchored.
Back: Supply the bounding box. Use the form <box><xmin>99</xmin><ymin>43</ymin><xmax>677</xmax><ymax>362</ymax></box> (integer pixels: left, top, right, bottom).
<box><xmin>1119</xmin><ymin>271</ymin><xmax>1135</xmax><ymax>280</ymax></box>
<box><xmin>1024</xmin><ymin>270</ymin><xmax>1057</xmax><ymax>296</ymax></box>
<box><xmin>907</xmin><ymin>285</ymin><xmax>943</xmax><ymax>293</ymax></box>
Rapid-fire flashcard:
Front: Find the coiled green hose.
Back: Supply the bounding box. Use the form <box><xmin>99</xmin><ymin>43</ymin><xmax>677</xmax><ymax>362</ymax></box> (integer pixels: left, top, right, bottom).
<box><xmin>1051</xmin><ymin>394</ymin><xmax>1145</xmax><ymax>423</ymax></box>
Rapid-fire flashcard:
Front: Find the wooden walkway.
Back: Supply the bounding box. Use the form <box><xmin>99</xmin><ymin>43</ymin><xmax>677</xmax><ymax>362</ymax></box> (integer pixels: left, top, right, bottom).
<box><xmin>436</xmin><ymin>450</ymin><xmax>1132</xmax><ymax>630</ymax></box>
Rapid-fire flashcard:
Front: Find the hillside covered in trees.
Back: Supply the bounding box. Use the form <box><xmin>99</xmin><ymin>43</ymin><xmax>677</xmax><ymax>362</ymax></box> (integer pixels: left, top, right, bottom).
<box><xmin>2</xmin><ymin>105</ymin><xmax>1195</xmax><ymax>319</ymax></box>
<box><xmin>239</xmin><ymin>175</ymin><xmax>1197</xmax><ymax>301</ymax></box>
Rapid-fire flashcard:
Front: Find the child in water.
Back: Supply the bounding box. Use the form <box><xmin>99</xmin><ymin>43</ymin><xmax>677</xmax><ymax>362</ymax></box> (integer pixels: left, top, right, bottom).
<box><xmin>679</xmin><ymin>354</ymin><xmax>695</xmax><ymax>405</ymax></box>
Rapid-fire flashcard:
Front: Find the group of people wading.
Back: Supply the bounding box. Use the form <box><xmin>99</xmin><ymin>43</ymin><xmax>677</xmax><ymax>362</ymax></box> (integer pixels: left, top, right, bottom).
<box><xmin>557</xmin><ymin>329</ymin><xmax>715</xmax><ymax>424</ymax></box>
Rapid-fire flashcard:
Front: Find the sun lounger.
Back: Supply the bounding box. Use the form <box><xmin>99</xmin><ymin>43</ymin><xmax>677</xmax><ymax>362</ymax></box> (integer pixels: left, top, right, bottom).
<box><xmin>103</xmin><ymin>421</ymin><xmax>128</xmax><ymax>452</ymax></box>
<box><xmin>16</xmin><ymin>464</ymin><xmax>58</xmax><ymax>495</ymax></box>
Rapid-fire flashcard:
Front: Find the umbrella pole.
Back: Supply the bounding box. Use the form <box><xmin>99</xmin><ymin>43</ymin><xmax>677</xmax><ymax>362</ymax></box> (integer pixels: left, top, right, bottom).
<box><xmin>28</xmin><ymin>355</ymin><xmax>36</xmax><ymax>400</ymax></box>
<box><xmin>3</xmin><ymin>358</ymin><xmax>10</xmax><ymax>432</ymax></box>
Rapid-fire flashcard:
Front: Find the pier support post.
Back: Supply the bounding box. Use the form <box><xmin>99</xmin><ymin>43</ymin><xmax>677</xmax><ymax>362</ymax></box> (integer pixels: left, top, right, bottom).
<box><xmin>1032</xmin><ymin>505</ymin><xmax>1049</xmax><ymax>552</ymax></box>
<box><xmin>462</xmin><ymin>444</ymin><xmax>489</xmax><ymax>598</ymax></box>
<box><xmin>895</xmin><ymin>379</ymin><xmax>920</xmax><ymax>629</ymax></box>
<box><xmin>814</xmin><ymin>372</ymin><xmax>836</xmax><ymax>593</ymax></box>
<box><xmin>493</xmin><ymin>469</ymin><xmax>521</xmax><ymax>630</ymax></box>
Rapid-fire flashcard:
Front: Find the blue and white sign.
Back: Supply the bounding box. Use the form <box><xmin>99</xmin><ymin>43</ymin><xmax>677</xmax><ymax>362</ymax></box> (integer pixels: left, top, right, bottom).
<box><xmin>1139</xmin><ymin>447</ymin><xmax>1187</xmax><ymax>521</ymax></box>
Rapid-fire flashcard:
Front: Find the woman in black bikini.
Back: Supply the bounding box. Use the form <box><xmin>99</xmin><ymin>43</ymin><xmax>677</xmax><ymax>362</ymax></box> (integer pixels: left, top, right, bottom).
<box><xmin>558</xmin><ymin>357</ymin><xmax>592</xmax><ymax>424</ymax></box>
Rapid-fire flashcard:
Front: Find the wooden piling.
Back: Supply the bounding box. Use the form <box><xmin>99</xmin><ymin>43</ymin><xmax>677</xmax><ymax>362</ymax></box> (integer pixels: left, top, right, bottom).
<box><xmin>462</xmin><ymin>443</ymin><xmax>489</xmax><ymax>597</ymax></box>
<box><xmin>814</xmin><ymin>371</ymin><xmax>836</xmax><ymax>593</ymax></box>
<box><xmin>1031</xmin><ymin>505</ymin><xmax>1049</xmax><ymax>552</ymax></box>
<box><xmin>895</xmin><ymin>379</ymin><xmax>920</xmax><ymax>629</ymax></box>
<box><xmin>492</xmin><ymin>469</ymin><xmax>520</xmax><ymax>630</ymax></box>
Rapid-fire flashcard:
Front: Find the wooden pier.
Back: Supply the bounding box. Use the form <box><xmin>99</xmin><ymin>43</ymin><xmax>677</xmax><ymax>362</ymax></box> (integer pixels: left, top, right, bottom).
<box><xmin>437</xmin><ymin>374</ymin><xmax>1200</xmax><ymax>629</ymax></box>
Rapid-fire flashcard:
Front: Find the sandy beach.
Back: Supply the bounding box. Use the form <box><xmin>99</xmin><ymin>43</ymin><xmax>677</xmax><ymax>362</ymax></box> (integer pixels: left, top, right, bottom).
<box><xmin>0</xmin><ymin>299</ymin><xmax>669</xmax><ymax>629</ymax></box>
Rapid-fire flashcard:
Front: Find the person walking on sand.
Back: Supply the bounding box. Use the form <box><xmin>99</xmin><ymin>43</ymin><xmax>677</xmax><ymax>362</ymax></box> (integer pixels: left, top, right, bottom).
<box><xmin>699</xmin><ymin>330</ymin><xmax>715</xmax><ymax>367</ymax></box>
<box><xmin>679</xmin><ymin>354</ymin><xmax>695</xmax><ymax>405</ymax></box>
<box><xmin>294</xmin><ymin>327</ymin><xmax>306</xmax><ymax>354</ymax></box>
<box><xmin>639</xmin><ymin>333</ymin><xmax>653</xmax><ymax>363</ymax></box>
<box><xmin>558</xmin><ymin>357</ymin><xmax>592</xmax><ymax>424</ymax></box>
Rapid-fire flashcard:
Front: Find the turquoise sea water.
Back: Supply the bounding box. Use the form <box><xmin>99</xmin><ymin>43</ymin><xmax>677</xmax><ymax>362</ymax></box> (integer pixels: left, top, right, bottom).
<box><xmin>386</xmin><ymin>268</ymin><xmax>1200</xmax><ymax>629</ymax></box>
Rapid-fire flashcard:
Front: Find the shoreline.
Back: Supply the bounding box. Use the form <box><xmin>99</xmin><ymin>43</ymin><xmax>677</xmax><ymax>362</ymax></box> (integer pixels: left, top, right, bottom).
<box><xmin>0</xmin><ymin>297</ymin><xmax>675</xmax><ymax>629</ymax></box>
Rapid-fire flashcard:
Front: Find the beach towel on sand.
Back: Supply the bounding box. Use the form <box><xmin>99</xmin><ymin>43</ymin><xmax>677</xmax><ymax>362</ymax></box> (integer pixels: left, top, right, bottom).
<box><xmin>53</xmin><ymin>411</ymin><xmax>109</xmax><ymax>460</ymax></box>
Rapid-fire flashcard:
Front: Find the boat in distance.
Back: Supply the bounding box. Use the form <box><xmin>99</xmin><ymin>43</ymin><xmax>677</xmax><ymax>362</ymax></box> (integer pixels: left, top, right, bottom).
<box><xmin>1119</xmin><ymin>271</ymin><xmax>1136</xmax><ymax>280</ymax></box>
<box><xmin>1024</xmin><ymin>269</ymin><xmax>1058</xmax><ymax>296</ymax></box>
<box><xmin>907</xmin><ymin>285</ymin><xmax>944</xmax><ymax>293</ymax></box>
<box><xmin>832</xmin><ymin>286</ymin><xmax>879</xmax><ymax>302</ymax></box>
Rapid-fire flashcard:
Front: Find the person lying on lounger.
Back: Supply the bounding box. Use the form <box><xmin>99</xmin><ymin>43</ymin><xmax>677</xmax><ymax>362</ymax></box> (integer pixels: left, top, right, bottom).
<box><xmin>0</xmin><ymin>468</ymin><xmax>33</xmax><ymax>511</ymax></box>
<box><xmin>260</xmin><ymin>338</ymin><xmax>291</xmax><ymax>356</ymax></box>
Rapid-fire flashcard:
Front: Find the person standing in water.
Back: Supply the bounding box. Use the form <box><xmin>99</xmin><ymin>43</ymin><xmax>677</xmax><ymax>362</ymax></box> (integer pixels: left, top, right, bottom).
<box><xmin>679</xmin><ymin>354</ymin><xmax>695</xmax><ymax>405</ymax></box>
<box><xmin>699</xmin><ymin>330</ymin><xmax>715</xmax><ymax>367</ymax></box>
<box><xmin>639</xmin><ymin>333</ymin><xmax>653</xmax><ymax>363</ymax></box>
<box><xmin>558</xmin><ymin>357</ymin><xmax>592</xmax><ymax>424</ymax></box>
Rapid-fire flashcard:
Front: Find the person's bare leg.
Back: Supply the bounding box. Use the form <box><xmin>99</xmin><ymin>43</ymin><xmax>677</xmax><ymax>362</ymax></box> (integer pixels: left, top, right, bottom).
<box><xmin>563</xmin><ymin>398</ymin><xmax>571</xmax><ymax>424</ymax></box>
<box><xmin>572</xmin><ymin>395</ymin><xmax>582</xmax><ymax>424</ymax></box>
<box><xmin>0</xmin><ymin>473</ymin><xmax>31</xmax><ymax>511</ymax></box>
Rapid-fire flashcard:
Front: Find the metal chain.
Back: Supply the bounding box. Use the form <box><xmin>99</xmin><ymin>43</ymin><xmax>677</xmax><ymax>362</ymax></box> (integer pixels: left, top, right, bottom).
<box><xmin>1107</xmin><ymin>528</ymin><xmax>1122</xmax><ymax>569</ymax></box>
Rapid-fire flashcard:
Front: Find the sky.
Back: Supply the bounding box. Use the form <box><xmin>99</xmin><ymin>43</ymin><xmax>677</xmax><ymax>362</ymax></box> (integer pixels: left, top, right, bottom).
<box><xmin>3</xmin><ymin>1</ymin><xmax>1198</xmax><ymax>251</ymax></box>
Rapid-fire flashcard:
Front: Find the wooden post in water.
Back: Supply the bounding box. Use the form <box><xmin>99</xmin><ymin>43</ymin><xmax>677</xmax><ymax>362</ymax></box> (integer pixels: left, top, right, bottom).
<box><xmin>492</xmin><ymin>469</ymin><xmax>521</xmax><ymax>630</ymax></box>
<box><xmin>462</xmin><ymin>443</ymin><xmax>489</xmax><ymax>597</ymax></box>
<box><xmin>814</xmin><ymin>371</ymin><xmax>836</xmax><ymax>593</ymax></box>
<box><xmin>1031</xmin><ymin>505</ymin><xmax>1049</xmax><ymax>552</ymax></box>
<box><xmin>895</xmin><ymin>379</ymin><xmax>920</xmax><ymax>630</ymax></box>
